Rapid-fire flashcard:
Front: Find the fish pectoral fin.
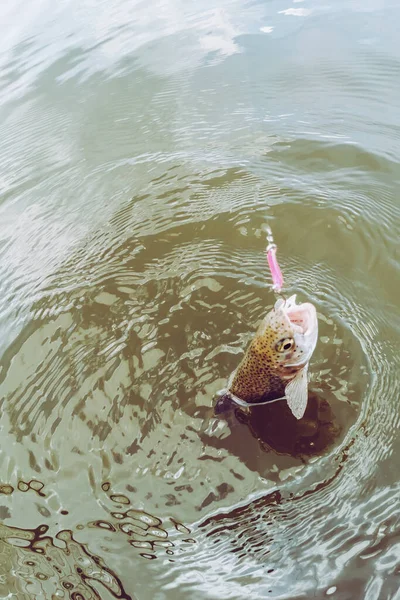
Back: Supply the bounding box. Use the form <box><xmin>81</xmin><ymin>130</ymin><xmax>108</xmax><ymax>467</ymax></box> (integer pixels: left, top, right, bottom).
<box><xmin>285</xmin><ymin>365</ymin><xmax>309</xmax><ymax>420</ymax></box>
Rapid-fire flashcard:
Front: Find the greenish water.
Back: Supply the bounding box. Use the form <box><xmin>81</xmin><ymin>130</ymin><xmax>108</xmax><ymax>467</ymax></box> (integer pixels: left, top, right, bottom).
<box><xmin>0</xmin><ymin>1</ymin><xmax>399</xmax><ymax>598</ymax></box>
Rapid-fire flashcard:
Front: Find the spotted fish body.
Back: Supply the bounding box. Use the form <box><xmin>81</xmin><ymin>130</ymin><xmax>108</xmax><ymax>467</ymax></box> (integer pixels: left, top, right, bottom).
<box><xmin>225</xmin><ymin>295</ymin><xmax>318</xmax><ymax>419</ymax></box>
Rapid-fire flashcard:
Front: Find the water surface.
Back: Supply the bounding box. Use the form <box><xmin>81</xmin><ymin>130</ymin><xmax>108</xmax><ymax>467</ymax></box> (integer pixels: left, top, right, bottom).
<box><xmin>0</xmin><ymin>1</ymin><xmax>399</xmax><ymax>598</ymax></box>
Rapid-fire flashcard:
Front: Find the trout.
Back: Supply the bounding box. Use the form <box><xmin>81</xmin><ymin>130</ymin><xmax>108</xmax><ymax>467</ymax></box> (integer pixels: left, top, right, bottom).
<box><xmin>216</xmin><ymin>295</ymin><xmax>318</xmax><ymax>419</ymax></box>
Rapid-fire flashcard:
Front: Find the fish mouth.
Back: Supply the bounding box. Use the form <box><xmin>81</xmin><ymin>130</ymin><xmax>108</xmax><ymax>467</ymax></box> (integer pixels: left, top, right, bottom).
<box><xmin>276</xmin><ymin>294</ymin><xmax>317</xmax><ymax>336</ymax></box>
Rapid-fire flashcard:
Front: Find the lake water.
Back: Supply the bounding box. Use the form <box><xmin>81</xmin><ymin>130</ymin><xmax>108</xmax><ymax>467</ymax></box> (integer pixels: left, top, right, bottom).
<box><xmin>0</xmin><ymin>1</ymin><xmax>399</xmax><ymax>598</ymax></box>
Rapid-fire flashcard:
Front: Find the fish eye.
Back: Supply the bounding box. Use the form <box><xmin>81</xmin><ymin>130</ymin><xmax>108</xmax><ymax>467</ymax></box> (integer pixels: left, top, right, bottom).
<box><xmin>276</xmin><ymin>338</ymin><xmax>294</xmax><ymax>352</ymax></box>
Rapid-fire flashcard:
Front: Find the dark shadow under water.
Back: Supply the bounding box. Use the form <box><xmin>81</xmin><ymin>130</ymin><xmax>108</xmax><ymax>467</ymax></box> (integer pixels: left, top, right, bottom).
<box><xmin>214</xmin><ymin>391</ymin><xmax>340</xmax><ymax>459</ymax></box>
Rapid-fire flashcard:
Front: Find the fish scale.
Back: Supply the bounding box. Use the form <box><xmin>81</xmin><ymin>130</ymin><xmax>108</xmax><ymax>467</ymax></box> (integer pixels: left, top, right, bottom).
<box><xmin>216</xmin><ymin>295</ymin><xmax>318</xmax><ymax>419</ymax></box>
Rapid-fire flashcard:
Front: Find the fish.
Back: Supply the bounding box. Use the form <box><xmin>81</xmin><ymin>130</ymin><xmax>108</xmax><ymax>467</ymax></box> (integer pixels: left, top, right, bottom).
<box><xmin>216</xmin><ymin>294</ymin><xmax>318</xmax><ymax>419</ymax></box>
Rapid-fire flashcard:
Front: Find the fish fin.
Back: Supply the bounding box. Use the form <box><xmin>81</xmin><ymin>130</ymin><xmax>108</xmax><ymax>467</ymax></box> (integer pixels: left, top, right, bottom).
<box><xmin>285</xmin><ymin>365</ymin><xmax>309</xmax><ymax>420</ymax></box>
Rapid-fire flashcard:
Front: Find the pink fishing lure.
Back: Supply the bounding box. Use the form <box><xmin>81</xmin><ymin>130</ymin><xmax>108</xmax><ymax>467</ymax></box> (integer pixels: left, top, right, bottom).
<box><xmin>265</xmin><ymin>226</ymin><xmax>284</xmax><ymax>293</ymax></box>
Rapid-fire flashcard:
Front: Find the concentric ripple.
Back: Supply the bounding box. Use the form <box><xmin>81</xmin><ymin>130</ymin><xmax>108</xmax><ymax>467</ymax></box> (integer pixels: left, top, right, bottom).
<box><xmin>1</xmin><ymin>0</ymin><xmax>400</xmax><ymax>598</ymax></box>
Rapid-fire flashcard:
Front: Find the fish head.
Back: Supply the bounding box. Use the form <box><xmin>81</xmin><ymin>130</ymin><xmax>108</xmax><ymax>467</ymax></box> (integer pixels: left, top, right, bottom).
<box><xmin>268</xmin><ymin>294</ymin><xmax>318</xmax><ymax>370</ymax></box>
<box><xmin>260</xmin><ymin>294</ymin><xmax>318</xmax><ymax>418</ymax></box>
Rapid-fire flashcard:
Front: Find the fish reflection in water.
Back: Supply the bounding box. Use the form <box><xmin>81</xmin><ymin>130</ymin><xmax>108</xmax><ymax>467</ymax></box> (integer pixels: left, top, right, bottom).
<box><xmin>236</xmin><ymin>391</ymin><xmax>340</xmax><ymax>458</ymax></box>
<box><xmin>212</xmin><ymin>390</ymin><xmax>340</xmax><ymax>460</ymax></box>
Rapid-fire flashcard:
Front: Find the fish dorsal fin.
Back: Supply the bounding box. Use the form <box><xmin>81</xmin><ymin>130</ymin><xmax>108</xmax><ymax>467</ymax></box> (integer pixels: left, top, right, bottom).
<box><xmin>285</xmin><ymin>365</ymin><xmax>309</xmax><ymax>420</ymax></box>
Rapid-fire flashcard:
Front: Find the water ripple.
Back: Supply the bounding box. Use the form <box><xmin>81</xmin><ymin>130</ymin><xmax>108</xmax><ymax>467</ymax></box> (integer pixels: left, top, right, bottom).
<box><xmin>0</xmin><ymin>0</ymin><xmax>400</xmax><ymax>598</ymax></box>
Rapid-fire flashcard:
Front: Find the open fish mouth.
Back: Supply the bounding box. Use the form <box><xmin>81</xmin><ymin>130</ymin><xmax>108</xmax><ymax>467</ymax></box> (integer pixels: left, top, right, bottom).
<box><xmin>276</xmin><ymin>294</ymin><xmax>318</xmax><ymax>337</ymax></box>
